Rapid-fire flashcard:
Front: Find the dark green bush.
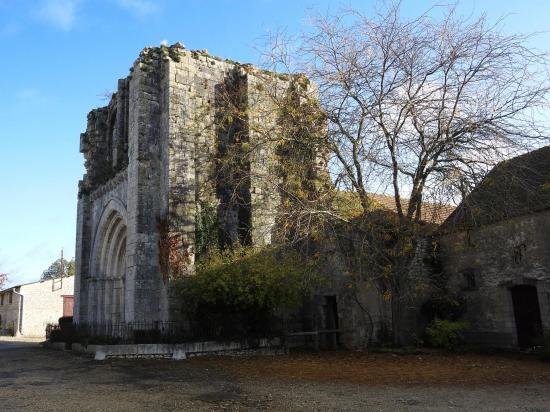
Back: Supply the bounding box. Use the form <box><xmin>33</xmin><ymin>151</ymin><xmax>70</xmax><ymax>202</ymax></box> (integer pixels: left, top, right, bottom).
<box><xmin>175</xmin><ymin>245</ymin><xmax>323</xmax><ymax>339</ymax></box>
<box><xmin>48</xmin><ymin>328</ymin><xmax>64</xmax><ymax>343</ymax></box>
<box><xmin>425</xmin><ymin>318</ymin><xmax>468</xmax><ymax>351</ymax></box>
<box><xmin>421</xmin><ymin>293</ymin><xmax>466</xmax><ymax>322</ymax></box>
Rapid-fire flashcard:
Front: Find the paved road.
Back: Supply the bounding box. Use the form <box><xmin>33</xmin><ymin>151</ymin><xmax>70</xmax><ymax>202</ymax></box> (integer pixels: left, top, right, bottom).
<box><xmin>0</xmin><ymin>340</ymin><xmax>40</xmax><ymax>350</ymax></box>
<box><xmin>0</xmin><ymin>343</ymin><xmax>549</xmax><ymax>411</ymax></box>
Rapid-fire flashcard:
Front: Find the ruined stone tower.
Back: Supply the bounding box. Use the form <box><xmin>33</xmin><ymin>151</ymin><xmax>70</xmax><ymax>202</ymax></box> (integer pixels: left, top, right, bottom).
<box><xmin>74</xmin><ymin>43</ymin><xmax>313</xmax><ymax>325</ymax></box>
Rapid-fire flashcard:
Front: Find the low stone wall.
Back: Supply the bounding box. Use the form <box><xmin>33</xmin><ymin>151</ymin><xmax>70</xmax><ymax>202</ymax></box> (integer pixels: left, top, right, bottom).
<box><xmin>46</xmin><ymin>337</ymin><xmax>285</xmax><ymax>360</ymax></box>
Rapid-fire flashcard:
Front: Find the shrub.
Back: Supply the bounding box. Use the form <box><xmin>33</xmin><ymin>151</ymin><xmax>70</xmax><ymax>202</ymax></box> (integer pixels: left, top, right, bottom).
<box><xmin>425</xmin><ymin>318</ymin><xmax>468</xmax><ymax>351</ymax></box>
<box><xmin>175</xmin><ymin>245</ymin><xmax>323</xmax><ymax>338</ymax></box>
<box><xmin>421</xmin><ymin>293</ymin><xmax>466</xmax><ymax>322</ymax></box>
<box><xmin>48</xmin><ymin>328</ymin><xmax>64</xmax><ymax>343</ymax></box>
<box><xmin>47</xmin><ymin>317</ymin><xmax>77</xmax><ymax>347</ymax></box>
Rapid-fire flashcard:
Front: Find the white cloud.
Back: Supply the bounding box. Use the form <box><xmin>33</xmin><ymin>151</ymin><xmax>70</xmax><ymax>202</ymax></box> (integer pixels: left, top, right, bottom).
<box><xmin>116</xmin><ymin>0</ymin><xmax>159</xmax><ymax>16</ymax></box>
<box><xmin>160</xmin><ymin>39</ymin><xmax>168</xmax><ymax>46</ymax></box>
<box><xmin>37</xmin><ymin>0</ymin><xmax>79</xmax><ymax>31</ymax></box>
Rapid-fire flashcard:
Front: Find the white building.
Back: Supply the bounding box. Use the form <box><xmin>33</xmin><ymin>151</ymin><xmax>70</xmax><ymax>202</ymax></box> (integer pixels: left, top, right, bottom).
<box><xmin>0</xmin><ymin>276</ymin><xmax>74</xmax><ymax>337</ymax></box>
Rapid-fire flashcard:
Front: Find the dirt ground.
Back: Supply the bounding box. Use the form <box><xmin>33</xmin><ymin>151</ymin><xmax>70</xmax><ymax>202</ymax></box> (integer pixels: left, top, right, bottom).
<box><xmin>197</xmin><ymin>350</ymin><xmax>550</xmax><ymax>386</ymax></box>
<box><xmin>1</xmin><ymin>340</ymin><xmax>549</xmax><ymax>411</ymax></box>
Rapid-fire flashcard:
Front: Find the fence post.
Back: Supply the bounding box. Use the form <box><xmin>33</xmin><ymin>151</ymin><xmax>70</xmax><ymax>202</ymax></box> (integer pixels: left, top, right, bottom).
<box><xmin>314</xmin><ymin>330</ymin><xmax>319</xmax><ymax>351</ymax></box>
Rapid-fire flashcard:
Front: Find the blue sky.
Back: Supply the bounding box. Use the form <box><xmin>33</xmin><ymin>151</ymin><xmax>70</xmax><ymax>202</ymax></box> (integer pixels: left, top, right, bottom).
<box><xmin>1</xmin><ymin>0</ymin><xmax>549</xmax><ymax>287</ymax></box>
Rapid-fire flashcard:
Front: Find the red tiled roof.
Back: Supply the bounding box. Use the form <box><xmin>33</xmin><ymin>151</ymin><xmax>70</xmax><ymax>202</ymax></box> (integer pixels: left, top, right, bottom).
<box><xmin>369</xmin><ymin>193</ymin><xmax>455</xmax><ymax>225</ymax></box>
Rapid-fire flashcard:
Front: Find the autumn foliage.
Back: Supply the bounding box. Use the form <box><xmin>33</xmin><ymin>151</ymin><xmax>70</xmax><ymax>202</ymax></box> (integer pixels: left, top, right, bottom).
<box><xmin>157</xmin><ymin>216</ymin><xmax>191</xmax><ymax>283</ymax></box>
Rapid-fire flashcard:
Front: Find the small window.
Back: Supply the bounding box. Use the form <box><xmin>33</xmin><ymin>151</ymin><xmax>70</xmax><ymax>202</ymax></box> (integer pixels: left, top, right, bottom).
<box><xmin>8</xmin><ymin>292</ymin><xmax>12</xmax><ymax>304</ymax></box>
<box><xmin>0</xmin><ymin>294</ymin><xmax>3</xmax><ymax>306</ymax></box>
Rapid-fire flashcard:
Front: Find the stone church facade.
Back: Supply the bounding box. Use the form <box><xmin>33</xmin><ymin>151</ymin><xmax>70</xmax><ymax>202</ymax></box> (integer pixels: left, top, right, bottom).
<box><xmin>74</xmin><ymin>44</ymin><xmax>300</xmax><ymax>325</ymax></box>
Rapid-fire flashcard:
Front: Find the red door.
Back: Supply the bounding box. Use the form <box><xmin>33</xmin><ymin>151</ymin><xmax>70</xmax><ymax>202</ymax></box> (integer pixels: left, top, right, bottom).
<box><xmin>63</xmin><ymin>296</ymin><xmax>74</xmax><ymax>317</ymax></box>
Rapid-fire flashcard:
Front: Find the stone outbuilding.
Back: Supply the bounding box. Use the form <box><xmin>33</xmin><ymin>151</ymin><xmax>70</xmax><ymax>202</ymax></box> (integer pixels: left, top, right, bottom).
<box><xmin>439</xmin><ymin>145</ymin><xmax>550</xmax><ymax>348</ymax></box>
<box><xmin>0</xmin><ymin>276</ymin><xmax>74</xmax><ymax>337</ymax></box>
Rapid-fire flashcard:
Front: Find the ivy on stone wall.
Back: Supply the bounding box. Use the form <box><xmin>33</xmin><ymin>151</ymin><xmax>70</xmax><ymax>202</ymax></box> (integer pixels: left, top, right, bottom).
<box><xmin>157</xmin><ymin>215</ymin><xmax>190</xmax><ymax>283</ymax></box>
<box><xmin>195</xmin><ymin>200</ymin><xmax>219</xmax><ymax>259</ymax></box>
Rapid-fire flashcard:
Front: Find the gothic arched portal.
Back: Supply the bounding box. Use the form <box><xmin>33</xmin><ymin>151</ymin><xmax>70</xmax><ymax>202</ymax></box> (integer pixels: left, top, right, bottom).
<box><xmin>90</xmin><ymin>201</ymin><xmax>127</xmax><ymax>324</ymax></box>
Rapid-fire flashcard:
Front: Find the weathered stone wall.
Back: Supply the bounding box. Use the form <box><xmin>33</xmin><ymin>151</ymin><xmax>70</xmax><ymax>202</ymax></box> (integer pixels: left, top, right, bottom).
<box><xmin>0</xmin><ymin>290</ymin><xmax>20</xmax><ymax>335</ymax></box>
<box><xmin>246</xmin><ymin>72</ymin><xmax>284</xmax><ymax>246</ymax></box>
<box><xmin>125</xmin><ymin>49</ymin><xmax>167</xmax><ymax>322</ymax></box>
<box><xmin>311</xmin><ymin>235</ymin><xmax>436</xmax><ymax>349</ymax></box>
<box><xmin>73</xmin><ymin>194</ymin><xmax>88</xmax><ymax>323</ymax></box>
<box><xmin>439</xmin><ymin>209</ymin><xmax>550</xmax><ymax>347</ymax></box>
<box><xmin>75</xmin><ymin>44</ymin><xmax>305</xmax><ymax>328</ymax></box>
<box><xmin>75</xmin><ymin>70</ymin><xmax>132</xmax><ymax>324</ymax></box>
<box><xmin>20</xmin><ymin>277</ymin><xmax>74</xmax><ymax>337</ymax></box>
<box><xmin>400</xmin><ymin>237</ymin><xmax>440</xmax><ymax>342</ymax></box>
<box><xmin>311</xmin><ymin>247</ymin><xmax>393</xmax><ymax>349</ymax></box>
<box><xmin>165</xmin><ymin>47</ymin><xmax>233</xmax><ymax>258</ymax></box>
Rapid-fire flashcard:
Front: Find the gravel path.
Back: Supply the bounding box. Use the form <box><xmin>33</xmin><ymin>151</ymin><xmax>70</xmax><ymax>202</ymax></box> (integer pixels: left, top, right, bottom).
<box><xmin>0</xmin><ymin>341</ymin><xmax>549</xmax><ymax>411</ymax></box>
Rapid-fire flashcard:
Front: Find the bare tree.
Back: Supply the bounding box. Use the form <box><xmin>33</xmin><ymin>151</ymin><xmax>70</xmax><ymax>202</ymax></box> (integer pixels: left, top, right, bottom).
<box><xmin>172</xmin><ymin>4</ymin><xmax>550</xmax><ymax>343</ymax></box>
<box><xmin>263</xmin><ymin>1</ymin><xmax>550</xmax><ymax>221</ymax></box>
<box><xmin>255</xmin><ymin>1</ymin><xmax>550</xmax><ymax>344</ymax></box>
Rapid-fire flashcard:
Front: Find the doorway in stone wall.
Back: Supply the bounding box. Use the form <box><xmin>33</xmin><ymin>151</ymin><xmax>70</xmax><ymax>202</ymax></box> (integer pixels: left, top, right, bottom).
<box><xmin>511</xmin><ymin>285</ymin><xmax>543</xmax><ymax>347</ymax></box>
<box><xmin>319</xmin><ymin>295</ymin><xmax>340</xmax><ymax>349</ymax></box>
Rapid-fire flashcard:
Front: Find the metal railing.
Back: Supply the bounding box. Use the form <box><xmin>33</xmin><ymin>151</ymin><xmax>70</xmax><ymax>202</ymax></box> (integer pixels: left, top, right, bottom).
<box><xmin>76</xmin><ymin>321</ymin><xmax>186</xmax><ymax>344</ymax></box>
<box><xmin>47</xmin><ymin>320</ymin><xmax>284</xmax><ymax>345</ymax></box>
<box><xmin>46</xmin><ymin>319</ymin><xmax>345</xmax><ymax>350</ymax></box>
